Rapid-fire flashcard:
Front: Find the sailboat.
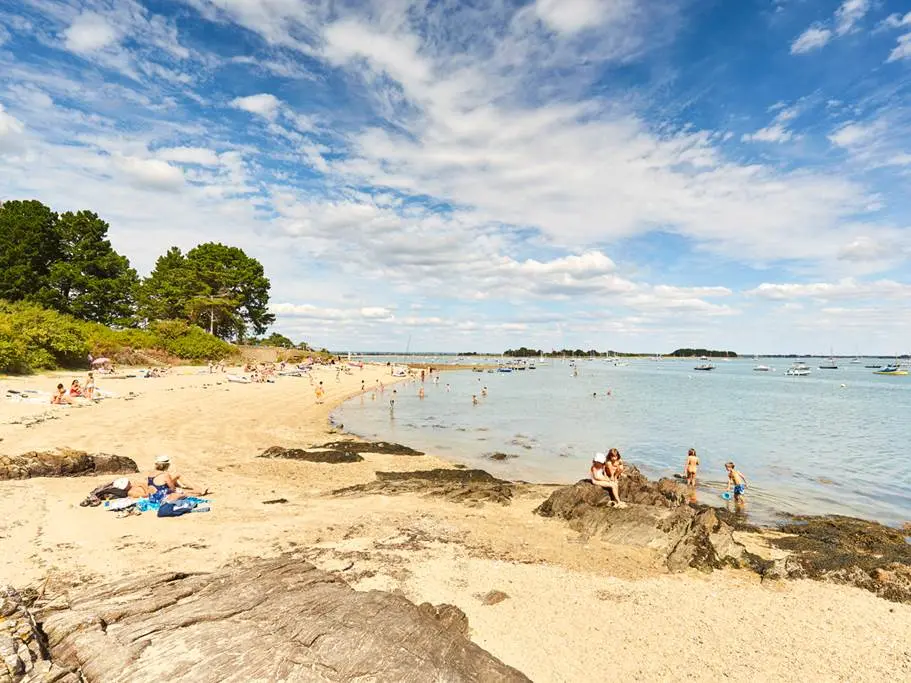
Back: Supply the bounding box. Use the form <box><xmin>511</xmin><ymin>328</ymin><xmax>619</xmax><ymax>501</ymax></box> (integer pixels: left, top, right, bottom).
<box><xmin>819</xmin><ymin>349</ymin><xmax>838</xmax><ymax>370</ymax></box>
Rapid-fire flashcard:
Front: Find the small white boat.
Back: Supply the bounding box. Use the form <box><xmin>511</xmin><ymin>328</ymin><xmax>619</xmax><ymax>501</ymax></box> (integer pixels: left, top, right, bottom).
<box><xmin>693</xmin><ymin>363</ymin><xmax>715</xmax><ymax>371</ymax></box>
<box><xmin>785</xmin><ymin>362</ymin><xmax>811</xmax><ymax>377</ymax></box>
<box><xmin>753</xmin><ymin>365</ymin><xmax>770</xmax><ymax>372</ymax></box>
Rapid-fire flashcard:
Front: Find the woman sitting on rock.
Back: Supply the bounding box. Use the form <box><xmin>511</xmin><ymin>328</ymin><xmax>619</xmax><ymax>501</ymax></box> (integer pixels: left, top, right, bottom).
<box><xmin>590</xmin><ymin>451</ymin><xmax>627</xmax><ymax>508</ymax></box>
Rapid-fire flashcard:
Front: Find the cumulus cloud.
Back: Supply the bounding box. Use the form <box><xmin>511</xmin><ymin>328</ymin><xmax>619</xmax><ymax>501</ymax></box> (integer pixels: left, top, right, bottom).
<box><xmin>63</xmin><ymin>11</ymin><xmax>120</xmax><ymax>53</ymax></box>
<box><xmin>114</xmin><ymin>155</ymin><xmax>184</xmax><ymax>192</ymax></box>
<box><xmin>533</xmin><ymin>0</ymin><xmax>633</xmax><ymax>35</ymax></box>
<box><xmin>0</xmin><ymin>104</ymin><xmax>27</xmax><ymax>154</ymax></box>
<box><xmin>887</xmin><ymin>33</ymin><xmax>911</xmax><ymax>62</ymax></box>
<box><xmin>834</xmin><ymin>0</ymin><xmax>870</xmax><ymax>36</ymax></box>
<box><xmin>230</xmin><ymin>93</ymin><xmax>282</xmax><ymax>119</ymax></box>
<box><xmin>791</xmin><ymin>26</ymin><xmax>832</xmax><ymax>54</ymax></box>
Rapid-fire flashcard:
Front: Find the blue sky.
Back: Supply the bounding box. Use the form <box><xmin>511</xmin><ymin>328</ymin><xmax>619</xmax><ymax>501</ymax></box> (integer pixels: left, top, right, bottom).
<box><xmin>1</xmin><ymin>0</ymin><xmax>910</xmax><ymax>354</ymax></box>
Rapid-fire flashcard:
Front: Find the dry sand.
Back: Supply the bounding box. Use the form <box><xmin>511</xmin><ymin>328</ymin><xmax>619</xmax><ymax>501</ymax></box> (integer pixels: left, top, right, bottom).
<box><xmin>1</xmin><ymin>365</ymin><xmax>909</xmax><ymax>682</ymax></box>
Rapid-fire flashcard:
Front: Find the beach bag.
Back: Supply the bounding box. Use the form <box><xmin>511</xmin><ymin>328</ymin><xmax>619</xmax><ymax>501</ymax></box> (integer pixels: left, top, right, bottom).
<box><xmin>157</xmin><ymin>499</ymin><xmax>197</xmax><ymax>517</ymax></box>
<box><xmin>80</xmin><ymin>477</ymin><xmax>131</xmax><ymax>507</ymax></box>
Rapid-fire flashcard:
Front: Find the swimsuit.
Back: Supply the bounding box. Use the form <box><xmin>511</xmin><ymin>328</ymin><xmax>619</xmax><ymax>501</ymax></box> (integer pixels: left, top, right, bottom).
<box><xmin>733</xmin><ymin>484</ymin><xmax>746</xmax><ymax>496</ymax></box>
<box><xmin>147</xmin><ymin>477</ymin><xmax>170</xmax><ymax>504</ymax></box>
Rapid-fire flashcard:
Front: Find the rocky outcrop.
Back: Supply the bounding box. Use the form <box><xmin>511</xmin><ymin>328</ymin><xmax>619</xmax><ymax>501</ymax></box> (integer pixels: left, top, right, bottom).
<box><xmin>0</xmin><ymin>586</ymin><xmax>79</xmax><ymax>683</ymax></box>
<box><xmin>768</xmin><ymin>515</ymin><xmax>911</xmax><ymax>604</ymax></box>
<box><xmin>0</xmin><ymin>449</ymin><xmax>137</xmax><ymax>481</ymax></box>
<box><xmin>37</xmin><ymin>557</ymin><xmax>528</xmax><ymax>682</ymax></box>
<box><xmin>334</xmin><ymin>469</ymin><xmax>515</xmax><ymax>505</ymax></box>
<box><xmin>258</xmin><ymin>446</ymin><xmax>364</xmax><ymax>464</ymax></box>
<box><xmin>534</xmin><ymin>480</ymin><xmax>745</xmax><ymax>572</ymax></box>
<box><xmin>317</xmin><ymin>441</ymin><xmax>424</xmax><ymax>456</ymax></box>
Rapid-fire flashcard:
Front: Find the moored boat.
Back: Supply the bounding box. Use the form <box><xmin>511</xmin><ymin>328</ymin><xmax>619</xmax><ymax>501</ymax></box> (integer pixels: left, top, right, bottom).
<box><xmin>693</xmin><ymin>363</ymin><xmax>715</xmax><ymax>371</ymax></box>
<box><xmin>873</xmin><ymin>364</ymin><xmax>908</xmax><ymax>376</ymax></box>
<box><xmin>786</xmin><ymin>362</ymin><xmax>811</xmax><ymax>377</ymax></box>
<box><xmin>753</xmin><ymin>365</ymin><xmax>770</xmax><ymax>372</ymax></box>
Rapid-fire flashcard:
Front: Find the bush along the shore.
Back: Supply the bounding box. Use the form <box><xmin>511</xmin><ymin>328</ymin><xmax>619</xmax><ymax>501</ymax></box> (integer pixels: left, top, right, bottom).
<box><xmin>0</xmin><ymin>300</ymin><xmax>235</xmax><ymax>374</ymax></box>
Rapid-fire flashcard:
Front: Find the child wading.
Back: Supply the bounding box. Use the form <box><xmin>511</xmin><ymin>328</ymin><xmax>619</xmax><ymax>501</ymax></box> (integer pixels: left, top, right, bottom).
<box><xmin>725</xmin><ymin>461</ymin><xmax>747</xmax><ymax>506</ymax></box>
<box><xmin>684</xmin><ymin>448</ymin><xmax>699</xmax><ymax>486</ymax></box>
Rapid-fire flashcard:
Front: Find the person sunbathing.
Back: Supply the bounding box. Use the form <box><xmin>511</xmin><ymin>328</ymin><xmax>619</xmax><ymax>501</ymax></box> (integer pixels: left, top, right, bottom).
<box><xmin>50</xmin><ymin>383</ymin><xmax>74</xmax><ymax>405</ymax></box>
<box><xmin>69</xmin><ymin>379</ymin><xmax>83</xmax><ymax>397</ymax></box>
<box><xmin>131</xmin><ymin>455</ymin><xmax>208</xmax><ymax>502</ymax></box>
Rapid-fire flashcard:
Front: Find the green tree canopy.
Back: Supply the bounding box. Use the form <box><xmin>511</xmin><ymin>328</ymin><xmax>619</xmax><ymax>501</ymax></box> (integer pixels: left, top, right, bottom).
<box><xmin>0</xmin><ymin>200</ymin><xmax>61</xmax><ymax>303</ymax></box>
<box><xmin>139</xmin><ymin>242</ymin><xmax>274</xmax><ymax>340</ymax></box>
<box><xmin>43</xmin><ymin>211</ymin><xmax>138</xmax><ymax>325</ymax></box>
<box><xmin>0</xmin><ymin>202</ymin><xmax>137</xmax><ymax>325</ymax></box>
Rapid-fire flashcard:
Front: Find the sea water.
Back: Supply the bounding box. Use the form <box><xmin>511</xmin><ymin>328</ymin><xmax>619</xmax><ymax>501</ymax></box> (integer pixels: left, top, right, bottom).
<box><xmin>334</xmin><ymin>359</ymin><xmax>911</xmax><ymax>527</ymax></box>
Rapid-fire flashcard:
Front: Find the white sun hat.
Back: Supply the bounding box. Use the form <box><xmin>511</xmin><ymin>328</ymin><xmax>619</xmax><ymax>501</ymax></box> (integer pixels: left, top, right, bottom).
<box><xmin>155</xmin><ymin>455</ymin><xmax>171</xmax><ymax>465</ymax></box>
<box><xmin>593</xmin><ymin>452</ymin><xmax>606</xmax><ymax>464</ymax></box>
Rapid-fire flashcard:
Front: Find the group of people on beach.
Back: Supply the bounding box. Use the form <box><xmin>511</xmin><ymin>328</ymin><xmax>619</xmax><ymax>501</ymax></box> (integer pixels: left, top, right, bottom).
<box><xmin>51</xmin><ymin>372</ymin><xmax>96</xmax><ymax>404</ymax></box>
<box><xmin>590</xmin><ymin>448</ymin><xmax>748</xmax><ymax>507</ymax></box>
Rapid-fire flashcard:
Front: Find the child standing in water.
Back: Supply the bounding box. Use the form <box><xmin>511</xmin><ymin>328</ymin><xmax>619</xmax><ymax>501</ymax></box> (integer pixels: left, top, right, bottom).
<box><xmin>725</xmin><ymin>462</ymin><xmax>747</xmax><ymax>504</ymax></box>
<box><xmin>684</xmin><ymin>448</ymin><xmax>699</xmax><ymax>486</ymax></box>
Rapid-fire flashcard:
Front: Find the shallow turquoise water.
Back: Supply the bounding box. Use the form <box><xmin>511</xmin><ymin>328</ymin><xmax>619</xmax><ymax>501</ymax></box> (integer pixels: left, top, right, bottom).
<box><xmin>335</xmin><ymin>359</ymin><xmax>911</xmax><ymax>527</ymax></box>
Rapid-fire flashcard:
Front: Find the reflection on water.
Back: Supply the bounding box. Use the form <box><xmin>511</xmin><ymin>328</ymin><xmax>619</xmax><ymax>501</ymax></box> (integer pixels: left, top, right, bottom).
<box><xmin>335</xmin><ymin>360</ymin><xmax>911</xmax><ymax>527</ymax></box>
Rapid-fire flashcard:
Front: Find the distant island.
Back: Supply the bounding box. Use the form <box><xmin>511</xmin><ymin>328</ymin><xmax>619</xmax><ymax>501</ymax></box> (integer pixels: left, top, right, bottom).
<box><xmin>502</xmin><ymin>347</ymin><xmax>738</xmax><ymax>358</ymax></box>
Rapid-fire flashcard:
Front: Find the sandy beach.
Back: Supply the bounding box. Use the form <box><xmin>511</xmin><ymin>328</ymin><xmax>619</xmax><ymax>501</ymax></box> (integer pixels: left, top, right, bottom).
<box><xmin>1</xmin><ymin>364</ymin><xmax>909</xmax><ymax>682</ymax></box>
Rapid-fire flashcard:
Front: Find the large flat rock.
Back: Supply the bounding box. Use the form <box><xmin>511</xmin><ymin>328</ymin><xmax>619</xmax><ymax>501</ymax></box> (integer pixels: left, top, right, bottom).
<box><xmin>333</xmin><ymin>469</ymin><xmax>515</xmax><ymax>505</ymax></box>
<box><xmin>0</xmin><ymin>449</ymin><xmax>137</xmax><ymax>481</ymax></box>
<box><xmin>38</xmin><ymin>557</ymin><xmax>529</xmax><ymax>682</ymax></box>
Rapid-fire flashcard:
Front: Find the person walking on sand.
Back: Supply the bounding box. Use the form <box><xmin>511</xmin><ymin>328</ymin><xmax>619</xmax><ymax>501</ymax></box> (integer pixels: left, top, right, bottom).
<box><xmin>684</xmin><ymin>448</ymin><xmax>699</xmax><ymax>486</ymax></box>
<box><xmin>315</xmin><ymin>381</ymin><xmax>325</xmax><ymax>404</ymax></box>
<box><xmin>725</xmin><ymin>461</ymin><xmax>747</xmax><ymax>505</ymax></box>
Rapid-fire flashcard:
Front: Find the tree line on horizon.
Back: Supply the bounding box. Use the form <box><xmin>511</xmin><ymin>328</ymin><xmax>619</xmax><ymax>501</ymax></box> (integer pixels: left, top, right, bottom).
<box><xmin>503</xmin><ymin>347</ymin><xmax>739</xmax><ymax>358</ymax></box>
<box><xmin>0</xmin><ymin>199</ymin><xmax>278</xmax><ymax>342</ymax></box>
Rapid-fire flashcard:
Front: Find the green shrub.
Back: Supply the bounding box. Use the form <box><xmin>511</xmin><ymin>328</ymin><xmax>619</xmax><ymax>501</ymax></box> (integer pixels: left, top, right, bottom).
<box><xmin>151</xmin><ymin>321</ymin><xmax>233</xmax><ymax>360</ymax></box>
<box><xmin>0</xmin><ymin>301</ymin><xmax>235</xmax><ymax>373</ymax></box>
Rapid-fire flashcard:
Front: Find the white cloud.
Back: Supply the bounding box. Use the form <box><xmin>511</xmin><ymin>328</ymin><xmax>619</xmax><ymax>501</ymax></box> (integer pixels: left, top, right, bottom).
<box><xmin>63</xmin><ymin>12</ymin><xmax>120</xmax><ymax>53</ymax></box>
<box><xmin>829</xmin><ymin>120</ymin><xmax>879</xmax><ymax>148</ymax></box>
<box><xmin>887</xmin><ymin>33</ymin><xmax>911</xmax><ymax>62</ymax></box>
<box><xmin>834</xmin><ymin>0</ymin><xmax>870</xmax><ymax>36</ymax></box>
<box><xmin>0</xmin><ymin>104</ymin><xmax>27</xmax><ymax>154</ymax></box>
<box><xmin>533</xmin><ymin>0</ymin><xmax>632</xmax><ymax>35</ymax></box>
<box><xmin>115</xmin><ymin>155</ymin><xmax>184</xmax><ymax>192</ymax></box>
<box><xmin>747</xmin><ymin>278</ymin><xmax>911</xmax><ymax>301</ymax></box>
<box><xmin>156</xmin><ymin>146</ymin><xmax>221</xmax><ymax>166</ymax></box>
<box><xmin>230</xmin><ymin>93</ymin><xmax>282</xmax><ymax>119</ymax></box>
<box><xmin>742</xmin><ymin>124</ymin><xmax>793</xmax><ymax>143</ymax></box>
<box><xmin>791</xmin><ymin>26</ymin><xmax>832</xmax><ymax>54</ymax></box>
<box><xmin>882</xmin><ymin>12</ymin><xmax>911</xmax><ymax>30</ymax></box>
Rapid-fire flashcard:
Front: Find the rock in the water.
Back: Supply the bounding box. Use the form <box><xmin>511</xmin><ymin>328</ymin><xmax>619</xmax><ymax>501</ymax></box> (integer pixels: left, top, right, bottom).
<box><xmin>258</xmin><ymin>446</ymin><xmax>363</xmax><ymax>464</ymax></box>
<box><xmin>0</xmin><ymin>449</ymin><xmax>137</xmax><ymax>481</ymax></box>
<box><xmin>534</xmin><ymin>480</ymin><xmax>744</xmax><ymax>572</ymax></box>
<box><xmin>38</xmin><ymin>557</ymin><xmax>528</xmax><ymax>682</ymax></box>
<box><xmin>486</xmin><ymin>452</ymin><xmax>518</xmax><ymax>461</ymax></box>
<box><xmin>333</xmin><ymin>469</ymin><xmax>515</xmax><ymax>505</ymax></box>
<box><xmin>317</xmin><ymin>441</ymin><xmax>424</xmax><ymax>456</ymax></box>
<box><xmin>770</xmin><ymin>515</ymin><xmax>911</xmax><ymax>603</ymax></box>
